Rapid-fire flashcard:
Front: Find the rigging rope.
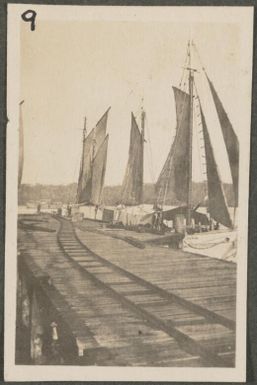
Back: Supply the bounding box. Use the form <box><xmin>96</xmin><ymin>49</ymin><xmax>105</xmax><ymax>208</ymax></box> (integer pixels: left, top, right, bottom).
<box><xmin>145</xmin><ymin>114</ymin><xmax>155</xmax><ymax>184</ymax></box>
<box><xmin>68</xmin><ymin>127</ymin><xmax>85</xmax><ymax>205</ymax></box>
<box><xmin>194</xmin><ymin>91</ymin><xmax>207</xmax><ymax>182</ymax></box>
<box><xmin>193</xmin><ymin>79</ymin><xmax>208</xmax><ymax>199</ymax></box>
<box><xmin>179</xmin><ymin>42</ymin><xmax>190</xmax><ymax>91</ymax></box>
<box><xmin>191</xmin><ymin>41</ymin><xmax>206</xmax><ymax>73</ymax></box>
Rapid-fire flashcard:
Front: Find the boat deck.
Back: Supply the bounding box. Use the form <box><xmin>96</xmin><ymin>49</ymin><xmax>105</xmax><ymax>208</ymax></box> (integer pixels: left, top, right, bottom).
<box><xmin>18</xmin><ymin>214</ymin><xmax>236</xmax><ymax>367</ymax></box>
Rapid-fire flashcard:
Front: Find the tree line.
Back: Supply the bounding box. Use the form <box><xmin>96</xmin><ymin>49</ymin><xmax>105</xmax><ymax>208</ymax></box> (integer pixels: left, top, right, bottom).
<box><xmin>18</xmin><ymin>182</ymin><xmax>235</xmax><ymax>207</ymax></box>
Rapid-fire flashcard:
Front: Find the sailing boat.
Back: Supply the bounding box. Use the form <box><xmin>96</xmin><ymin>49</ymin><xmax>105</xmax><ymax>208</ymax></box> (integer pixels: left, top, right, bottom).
<box><xmin>114</xmin><ymin>109</ymin><xmax>146</xmax><ymax>226</ymax></box>
<box><xmin>155</xmin><ymin>41</ymin><xmax>239</xmax><ymax>259</ymax></box>
<box><xmin>76</xmin><ymin>108</ymin><xmax>110</xmax><ymax>220</ymax></box>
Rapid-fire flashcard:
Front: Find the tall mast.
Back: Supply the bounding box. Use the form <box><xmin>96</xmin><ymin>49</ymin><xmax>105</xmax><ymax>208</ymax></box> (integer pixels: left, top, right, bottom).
<box><xmin>82</xmin><ymin>116</ymin><xmax>87</xmax><ymax>163</ymax></box>
<box><xmin>92</xmin><ymin>126</ymin><xmax>96</xmax><ymax>161</ymax></box>
<box><xmin>187</xmin><ymin>40</ymin><xmax>194</xmax><ymax>226</ymax></box>
<box><xmin>140</xmin><ymin>103</ymin><xmax>145</xmax><ymax>204</ymax></box>
<box><xmin>83</xmin><ymin>116</ymin><xmax>87</xmax><ymax>140</ymax></box>
<box><xmin>76</xmin><ymin>116</ymin><xmax>87</xmax><ymax>203</ymax></box>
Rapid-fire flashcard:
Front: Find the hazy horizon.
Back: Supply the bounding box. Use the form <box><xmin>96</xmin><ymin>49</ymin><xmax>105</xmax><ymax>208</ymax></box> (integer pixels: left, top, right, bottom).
<box><xmin>19</xmin><ymin>180</ymin><xmax>233</xmax><ymax>187</ymax></box>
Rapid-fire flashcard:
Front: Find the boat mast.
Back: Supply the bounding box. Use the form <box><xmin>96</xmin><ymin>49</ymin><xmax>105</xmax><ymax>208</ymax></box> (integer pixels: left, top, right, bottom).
<box><xmin>92</xmin><ymin>125</ymin><xmax>96</xmax><ymax>161</ymax></box>
<box><xmin>187</xmin><ymin>40</ymin><xmax>194</xmax><ymax>227</ymax></box>
<box><xmin>83</xmin><ymin>116</ymin><xmax>87</xmax><ymax>140</ymax></box>
<box><xmin>81</xmin><ymin>116</ymin><xmax>87</xmax><ymax>174</ymax></box>
<box><xmin>81</xmin><ymin>116</ymin><xmax>87</xmax><ymax>161</ymax></box>
<box><xmin>140</xmin><ymin>103</ymin><xmax>145</xmax><ymax>204</ymax></box>
<box><xmin>76</xmin><ymin>116</ymin><xmax>87</xmax><ymax>203</ymax></box>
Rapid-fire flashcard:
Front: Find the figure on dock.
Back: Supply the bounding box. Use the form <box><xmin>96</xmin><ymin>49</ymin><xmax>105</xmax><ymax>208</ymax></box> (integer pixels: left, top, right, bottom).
<box><xmin>67</xmin><ymin>203</ymin><xmax>72</xmax><ymax>217</ymax></box>
<box><xmin>37</xmin><ymin>203</ymin><xmax>41</xmax><ymax>214</ymax></box>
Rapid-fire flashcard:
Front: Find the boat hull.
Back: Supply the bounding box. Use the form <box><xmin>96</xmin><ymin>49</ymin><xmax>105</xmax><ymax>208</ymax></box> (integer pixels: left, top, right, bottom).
<box><xmin>183</xmin><ymin>229</ymin><xmax>237</xmax><ymax>262</ymax></box>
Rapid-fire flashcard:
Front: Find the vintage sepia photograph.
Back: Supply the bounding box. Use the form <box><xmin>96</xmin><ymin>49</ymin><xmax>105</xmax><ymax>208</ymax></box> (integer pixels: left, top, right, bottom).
<box><xmin>5</xmin><ymin>4</ymin><xmax>253</xmax><ymax>382</ymax></box>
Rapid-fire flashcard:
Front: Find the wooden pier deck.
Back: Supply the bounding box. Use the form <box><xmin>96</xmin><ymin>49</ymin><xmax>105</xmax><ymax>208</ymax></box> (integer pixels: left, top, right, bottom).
<box><xmin>75</xmin><ymin>227</ymin><xmax>236</xmax><ymax>323</ymax></box>
<box><xmin>17</xmin><ymin>214</ymin><xmax>236</xmax><ymax>367</ymax></box>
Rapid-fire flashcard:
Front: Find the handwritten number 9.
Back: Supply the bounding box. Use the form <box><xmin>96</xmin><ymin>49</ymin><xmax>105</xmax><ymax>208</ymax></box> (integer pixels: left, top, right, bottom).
<box><xmin>21</xmin><ymin>10</ymin><xmax>37</xmax><ymax>31</ymax></box>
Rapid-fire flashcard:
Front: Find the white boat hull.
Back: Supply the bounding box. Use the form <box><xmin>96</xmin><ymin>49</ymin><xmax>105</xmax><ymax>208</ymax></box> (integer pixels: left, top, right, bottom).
<box><xmin>183</xmin><ymin>229</ymin><xmax>237</xmax><ymax>262</ymax></box>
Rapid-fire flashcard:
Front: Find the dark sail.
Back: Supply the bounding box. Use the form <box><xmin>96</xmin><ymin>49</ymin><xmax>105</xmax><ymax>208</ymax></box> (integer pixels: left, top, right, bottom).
<box><xmin>155</xmin><ymin>139</ymin><xmax>175</xmax><ymax>205</ymax></box>
<box><xmin>207</xmin><ymin>75</ymin><xmax>239</xmax><ymax>205</ymax></box>
<box><xmin>18</xmin><ymin>101</ymin><xmax>24</xmax><ymax>188</ymax></box>
<box><xmin>121</xmin><ymin>113</ymin><xmax>144</xmax><ymax>205</ymax></box>
<box><xmin>77</xmin><ymin>108</ymin><xmax>110</xmax><ymax>204</ymax></box>
<box><xmin>155</xmin><ymin>87</ymin><xmax>190</xmax><ymax>205</ymax></box>
<box><xmin>201</xmin><ymin>107</ymin><xmax>233</xmax><ymax>228</ymax></box>
<box><xmin>91</xmin><ymin>135</ymin><xmax>109</xmax><ymax>205</ymax></box>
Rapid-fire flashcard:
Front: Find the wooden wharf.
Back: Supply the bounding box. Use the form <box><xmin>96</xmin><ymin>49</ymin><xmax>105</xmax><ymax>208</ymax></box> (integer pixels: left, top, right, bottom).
<box><xmin>77</xmin><ymin>220</ymin><xmax>184</xmax><ymax>249</ymax></box>
<box><xmin>17</xmin><ymin>214</ymin><xmax>236</xmax><ymax>367</ymax></box>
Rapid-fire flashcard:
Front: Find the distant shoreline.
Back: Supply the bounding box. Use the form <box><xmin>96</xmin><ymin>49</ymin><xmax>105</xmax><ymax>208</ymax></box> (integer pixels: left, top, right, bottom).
<box><xmin>18</xmin><ymin>182</ymin><xmax>235</xmax><ymax>207</ymax></box>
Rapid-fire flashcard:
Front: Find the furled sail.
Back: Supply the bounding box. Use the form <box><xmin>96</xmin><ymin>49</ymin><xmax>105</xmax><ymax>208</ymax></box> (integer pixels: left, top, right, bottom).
<box><xmin>18</xmin><ymin>101</ymin><xmax>24</xmax><ymax>188</ymax></box>
<box><xmin>155</xmin><ymin>87</ymin><xmax>190</xmax><ymax>205</ymax></box>
<box><xmin>206</xmin><ymin>75</ymin><xmax>239</xmax><ymax>205</ymax></box>
<box><xmin>121</xmin><ymin>113</ymin><xmax>144</xmax><ymax>205</ymax></box>
<box><xmin>77</xmin><ymin>108</ymin><xmax>110</xmax><ymax>204</ymax></box>
<box><xmin>91</xmin><ymin>135</ymin><xmax>109</xmax><ymax>205</ymax></box>
<box><xmin>201</xmin><ymin>107</ymin><xmax>233</xmax><ymax>228</ymax></box>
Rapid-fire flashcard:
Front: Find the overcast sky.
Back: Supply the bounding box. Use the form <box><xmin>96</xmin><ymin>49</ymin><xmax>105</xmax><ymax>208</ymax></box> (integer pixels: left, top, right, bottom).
<box><xmin>20</xmin><ymin>11</ymin><xmax>247</xmax><ymax>186</ymax></box>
